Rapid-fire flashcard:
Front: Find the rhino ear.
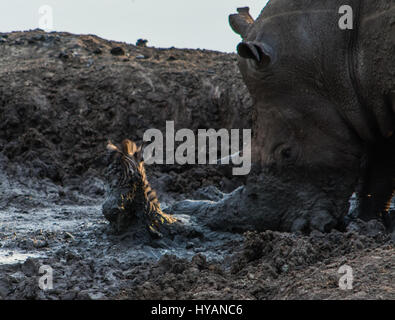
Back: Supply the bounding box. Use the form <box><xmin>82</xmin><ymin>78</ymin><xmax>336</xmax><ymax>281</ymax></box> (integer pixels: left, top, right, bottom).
<box><xmin>229</xmin><ymin>7</ymin><xmax>254</xmax><ymax>39</ymax></box>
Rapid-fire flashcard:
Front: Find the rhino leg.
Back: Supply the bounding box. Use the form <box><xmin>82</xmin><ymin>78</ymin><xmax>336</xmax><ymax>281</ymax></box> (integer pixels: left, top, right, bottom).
<box><xmin>356</xmin><ymin>136</ymin><xmax>395</xmax><ymax>228</ymax></box>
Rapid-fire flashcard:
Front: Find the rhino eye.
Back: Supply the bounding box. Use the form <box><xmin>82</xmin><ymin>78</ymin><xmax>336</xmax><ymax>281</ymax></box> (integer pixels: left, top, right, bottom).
<box><xmin>281</xmin><ymin>147</ymin><xmax>292</xmax><ymax>159</ymax></box>
<box><xmin>273</xmin><ymin>144</ymin><xmax>295</xmax><ymax>163</ymax></box>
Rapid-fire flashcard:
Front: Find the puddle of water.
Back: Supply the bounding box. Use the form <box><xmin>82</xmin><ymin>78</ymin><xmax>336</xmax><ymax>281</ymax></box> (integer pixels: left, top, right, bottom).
<box><xmin>0</xmin><ymin>250</ymin><xmax>43</xmax><ymax>265</ymax></box>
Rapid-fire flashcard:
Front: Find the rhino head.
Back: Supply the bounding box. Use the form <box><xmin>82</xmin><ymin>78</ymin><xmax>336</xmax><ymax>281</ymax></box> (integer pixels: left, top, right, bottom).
<box><xmin>229</xmin><ymin>5</ymin><xmax>367</xmax><ymax>232</ymax></box>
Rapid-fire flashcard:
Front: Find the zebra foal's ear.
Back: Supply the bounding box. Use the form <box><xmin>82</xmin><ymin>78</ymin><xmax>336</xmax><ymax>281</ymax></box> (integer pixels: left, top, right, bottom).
<box><xmin>107</xmin><ymin>140</ymin><xmax>121</xmax><ymax>153</ymax></box>
<box><xmin>135</xmin><ymin>142</ymin><xmax>147</xmax><ymax>163</ymax></box>
<box><xmin>122</xmin><ymin>139</ymin><xmax>140</xmax><ymax>157</ymax></box>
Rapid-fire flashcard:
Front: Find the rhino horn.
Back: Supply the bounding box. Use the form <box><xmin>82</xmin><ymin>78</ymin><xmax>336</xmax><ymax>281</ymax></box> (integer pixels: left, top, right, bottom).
<box><xmin>229</xmin><ymin>7</ymin><xmax>254</xmax><ymax>39</ymax></box>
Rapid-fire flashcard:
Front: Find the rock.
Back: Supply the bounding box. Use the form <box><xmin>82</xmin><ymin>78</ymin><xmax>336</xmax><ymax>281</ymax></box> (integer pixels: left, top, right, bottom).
<box><xmin>191</xmin><ymin>254</ymin><xmax>207</xmax><ymax>270</ymax></box>
<box><xmin>192</xmin><ymin>186</ymin><xmax>224</xmax><ymax>201</ymax></box>
<box><xmin>33</xmin><ymin>35</ymin><xmax>46</xmax><ymax>41</ymax></box>
<box><xmin>76</xmin><ymin>290</ymin><xmax>92</xmax><ymax>300</ymax></box>
<box><xmin>60</xmin><ymin>291</ymin><xmax>77</xmax><ymax>300</ymax></box>
<box><xmin>58</xmin><ymin>52</ymin><xmax>69</xmax><ymax>60</ymax></box>
<box><xmin>0</xmin><ymin>277</ymin><xmax>12</xmax><ymax>298</ymax></box>
<box><xmin>81</xmin><ymin>177</ymin><xmax>105</xmax><ymax>196</ymax></box>
<box><xmin>33</xmin><ymin>239</ymin><xmax>48</xmax><ymax>248</ymax></box>
<box><xmin>110</xmin><ymin>47</ymin><xmax>125</xmax><ymax>56</ymax></box>
<box><xmin>88</xmin><ymin>292</ymin><xmax>106</xmax><ymax>300</ymax></box>
<box><xmin>9</xmin><ymin>271</ymin><xmax>25</xmax><ymax>282</ymax></box>
<box><xmin>346</xmin><ymin>219</ymin><xmax>387</xmax><ymax>238</ymax></box>
<box><xmin>21</xmin><ymin>258</ymin><xmax>39</xmax><ymax>277</ymax></box>
<box><xmin>186</xmin><ymin>241</ymin><xmax>194</xmax><ymax>249</ymax></box>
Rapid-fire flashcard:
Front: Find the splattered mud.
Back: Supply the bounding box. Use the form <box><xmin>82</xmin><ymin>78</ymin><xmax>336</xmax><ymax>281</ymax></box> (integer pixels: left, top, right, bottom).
<box><xmin>0</xmin><ymin>30</ymin><xmax>394</xmax><ymax>300</ymax></box>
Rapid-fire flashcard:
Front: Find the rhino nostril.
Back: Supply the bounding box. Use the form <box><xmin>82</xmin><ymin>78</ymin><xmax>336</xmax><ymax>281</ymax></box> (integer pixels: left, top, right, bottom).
<box><xmin>237</xmin><ymin>42</ymin><xmax>260</xmax><ymax>61</ymax></box>
<box><xmin>237</xmin><ymin>42</ymin><xmax>260</xmax><ymax>62</ymax></box>
<box><xmin>237</xmin><ymin>42</ymin><xmax>272</xmax><ymax>66</ymax></box>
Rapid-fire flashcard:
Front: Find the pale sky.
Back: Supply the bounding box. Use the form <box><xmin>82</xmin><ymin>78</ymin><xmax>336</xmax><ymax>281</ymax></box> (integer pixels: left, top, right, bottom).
<box><xmin>0</xmin><ymin>1</ymin><xmax>269</xmax><ymax>53</ymax></box>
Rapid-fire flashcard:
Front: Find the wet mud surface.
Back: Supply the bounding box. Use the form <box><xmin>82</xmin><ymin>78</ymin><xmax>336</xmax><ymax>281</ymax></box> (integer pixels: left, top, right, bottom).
<box><xmin>0</xmin><ymin>30</ymin><xmax>394</xmax><ymax>299</ymax></box>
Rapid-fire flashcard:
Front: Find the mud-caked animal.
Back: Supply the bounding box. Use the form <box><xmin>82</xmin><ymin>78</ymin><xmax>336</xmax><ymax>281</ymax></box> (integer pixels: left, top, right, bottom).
<box><xmin>227</xmin><ymin>1</ymin><xmax>394</xmax><ymax>232</ymax></box>
<box><xmin>102</xmin><ymin>139</ymin><xmax>176</xmax><ymax>236</ymax></box>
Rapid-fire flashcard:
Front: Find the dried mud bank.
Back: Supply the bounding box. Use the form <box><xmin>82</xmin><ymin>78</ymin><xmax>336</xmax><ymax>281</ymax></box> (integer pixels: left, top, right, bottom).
<box><xmin>0</xmin><ymin>30</ymin><xmax>394</xmax><ymax>299</ymax></box>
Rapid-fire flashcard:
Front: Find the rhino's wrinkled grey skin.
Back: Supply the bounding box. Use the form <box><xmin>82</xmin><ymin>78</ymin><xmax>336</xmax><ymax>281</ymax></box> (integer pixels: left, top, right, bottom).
<box><xmin>224</xmin><ymin>0</ymin><xmax>394</xmax><ymax>232</ymax></box>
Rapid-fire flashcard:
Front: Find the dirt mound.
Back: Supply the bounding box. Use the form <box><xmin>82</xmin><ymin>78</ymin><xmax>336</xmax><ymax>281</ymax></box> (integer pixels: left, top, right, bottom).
<box><xmin>120</xmin><ymin>225</ymin><xmax>393</xmax><ymax>300</ymax></box>
<box><xmin>0</xmin><ymin>29</ymin><xmax>251</xmax><ymax>200</ymax></box>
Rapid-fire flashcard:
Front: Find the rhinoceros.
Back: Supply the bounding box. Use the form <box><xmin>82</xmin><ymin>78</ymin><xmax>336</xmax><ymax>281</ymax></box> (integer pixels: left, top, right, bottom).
<box><xmin>102</xmin><ymin>1</ymin><xmax>394</xmax><ymax>235</ymax></box>
<box><xmin>229</xmin><ymin>0</ymin><xmax>394</xmax><ymax>231</ymax></box>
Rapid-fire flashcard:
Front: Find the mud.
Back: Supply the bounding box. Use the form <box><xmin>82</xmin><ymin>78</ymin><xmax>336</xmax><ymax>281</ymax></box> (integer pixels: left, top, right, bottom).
<box><xmin>0</xmin><ymin>30</ymin><xmax>394</xmax><ymax>300</ymax></box>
